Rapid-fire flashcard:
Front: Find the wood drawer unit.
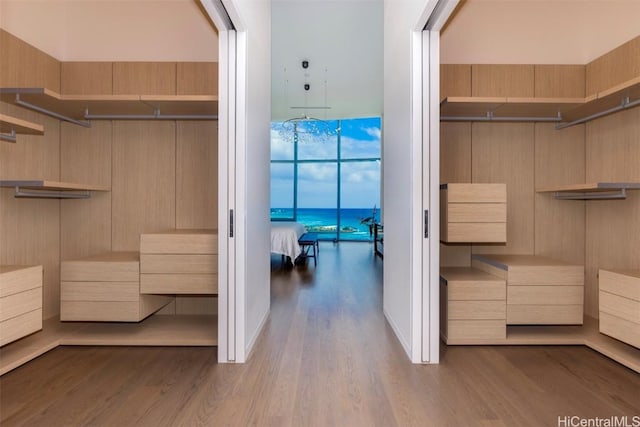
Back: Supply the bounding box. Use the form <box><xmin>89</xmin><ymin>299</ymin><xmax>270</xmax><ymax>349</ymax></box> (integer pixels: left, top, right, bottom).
<box><xmin>598</xmin><ymin>269</ymin><xmax>640</xmax><ymax>348</ymax></box>
<box><xmin>0</xmin><ymin>265</ymin><xmax>43</xmax><ymax>346</ymax></box>
<box><xmin>140</xmin><ymin>230</ymin><xmax>218</xmax><ymax>295</ymax></box>
<box><xmin>61</xmin><ymin>252</ymin><xmax>172</xmax><ymax>322</ymax></box>
<box><xmin>440</xmin><ymin>183</ymin><xmax>507</xmax><ymax>243</ymax></box>
<box><xmin>440</xmin><ymin>267</ymin><xmax>506</xmax><ymax>343</ymax></box>
<box><xmin>472</xmin><ymin>255</ymin><xmax>584</xmax><ymax>325</ymax></box>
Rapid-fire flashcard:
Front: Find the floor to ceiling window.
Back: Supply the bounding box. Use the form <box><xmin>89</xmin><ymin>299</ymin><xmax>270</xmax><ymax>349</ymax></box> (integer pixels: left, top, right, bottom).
<box><xmin>270</xmin><ymin>117</ymin><xmax>381</xmax><ymax>241</ymax></box>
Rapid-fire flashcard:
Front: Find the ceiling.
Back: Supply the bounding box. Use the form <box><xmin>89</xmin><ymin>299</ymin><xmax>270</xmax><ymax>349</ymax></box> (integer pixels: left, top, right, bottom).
<box><xmin>271</xmin><ymin>0</ymin><xmax>383</xmax><ymax>121</ymax></box>
<box><xmin>441</xmin><ymin>0</ymin><xmax>640</xmax><ymax>64</ymax></box>
<box><xmin>0</xmin><ymin>0</ymin><xmax>218</xmax><ymax>61</ymax></box>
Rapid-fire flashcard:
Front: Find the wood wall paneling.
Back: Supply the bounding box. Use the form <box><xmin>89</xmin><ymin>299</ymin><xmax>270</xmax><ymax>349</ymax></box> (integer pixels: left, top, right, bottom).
<box><xmin>113</xmin><ymin>62</ymin><xmax>177</xmax><ymax>95</ymax></box>
<box><xmin>472</xmin><ymin>123</ymin><xmax>535</xmax><ymax>255</ymax></box>
<box><xmin>586</xmin><ymin>36</ymin><xmax>640</xmax><ymax>97</ymax></box>
<box><xmin>177</xmin><ymin>62</ymin><xmax>218</xmax><ymax>96</ymax></box>
<box><xmin>440</xmin><ymin>122</ymin><xmax>472</xmax><ymax>267</ymax></box>
<box><xmin>471</xmin><ymin>65</ymin><xmax>534</xmax><ymax>97</ymax></box>
<box><xmin>112</xmin><ymin>121</ymin><xmax>176</xmax><ymax>251</ymax></box>
<box><xmin>534</xmin><ymin>123</ymin><xmax>585</xmax><ymax>266</ymax></box>
<box><xmin>534</xmin><ymin>65</ymin><xmax>586</xmax><ymax>98</ymax></box>
<box><xmin>585</xmin><ymin>108</ymin><xmax>640</xmax><ymax>318</ymax></box>
<box><xmin>0</xmin><ymin>30</ymin><xmax>61</xmax><ymax>92</ymax></box>
<box><xmin>176</xmin><ymin>121</ymin><xmax>218</xmax><ymax>229</ymax></box>
<box><xmin>60</xmin><ymin>121</ymin><xmax>112</xmax><ymax>260</ymax></box>
<box><xmin>440</xmin><ymin>64</ymin><xmax>471</xmax><ymax>99</ymax></box>
<box><xmin>176</xmin><ymin>297</ymin><xmax>218</xmax><ymax>315</ymax></box>
<box><xmin>61</xmin><ymin>62</ymin><xmax>113</xmax><ymax>95</ymax></box>
<box><xmin>0</xmin><ymin>111</ymin><xmax>61</xmax><ymax>320</ymax></box>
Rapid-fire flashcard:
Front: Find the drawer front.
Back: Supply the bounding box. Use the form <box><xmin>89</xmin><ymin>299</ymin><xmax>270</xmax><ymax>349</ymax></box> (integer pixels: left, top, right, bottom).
<box><xmin>507</xmin><ymin>304</ymin><xmax>583</xmax><ymax>325</ymax></box>
<box><xmin>599</xmin><ymin>312</ymin><xmax>640</xmax><ymax>348</ymax></box>
<box><xmin>447</xmin><ymin>319</ymin><xmax>506</xmax><ymax>341</ymax></box>
<box><xmin>599</xmin><ymin>270</ymin><xmax>640</xmax><ymax>301</ymax></box>
<box><xmin>140</xmin><ymin>233</ymin><xmax>218</xmax><ymax>255</ymax></box>
<box><xmin>599</xmin><ymin>291</ymin><xmax>640</xmax><ymax>324</ymax></box>
<box><xmin>61</xmin><ymin>260</ymin><xmax>139</xmax><ymax>282</ymax></box>
<box><xmin>0</xmin><ymin>266</ymin><xmax>42</xmax><ymax>297</ymax></box>
<box><xmin>445</xmin><ymin>184</ymin><xmax>507</xmax><ymax>203</ymax></box>
<box><xmin>507</xmin><ymin>286</ymin><xmax>583</xmax><ymax>305</ymax></box>
<box><xmin>140</xmin><ymin>274</ymin><xmax>218</xmax><ymax>295</ymax></box>
<box><xmin>448</xmin><ymin>300</ymin><xmax>505</xmax><ymax>320</ymax></box>
<box><xmin>0</xmin><ymin>309</ymin><xmax>42</xmax><ymax>346</ymax></box>
<box><xmin>445</xmin><ymin>222</ymin><xmax>506</xmax><ymax>243</ymax></box>
<box><xmin>61</xmin><ymin>301</ymin><xmax>141</xmax><ymax>322</ymax></box>
<box><xmin>61</xmin><ymin>281</ymin><xmax>139</xmax><ymax>302</ymax></box>
<box><xmin>140</xmin><ymin>255</ymin><xmax>217</xmax><ymax>274</ymax></box>
<box><xmin>508</xmin><ymin>266</ymin><xmax>583</xmax><ymax>286</ymax></box>
<box><xmin>447</xmin><ymin>203</ymin><xmax>506</xmax><ymax>223</ymax></box>
<box><xmin>448</xmin><ymin>281</ymin><xmax>505</xmax><ymax>301</ymax></box>
<box><xmin>0</xmin><ymin>287</ymin><xmax>42</xmax><ymax>322</ymax></box>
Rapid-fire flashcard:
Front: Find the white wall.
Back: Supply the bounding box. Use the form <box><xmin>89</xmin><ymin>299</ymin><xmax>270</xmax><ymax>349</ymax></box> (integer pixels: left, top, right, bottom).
<box><xmin>441</xmin><ymin>0</ymin><xmax>640</xmax><ymax>64</ymax></box>
<box><xmin>271</xmin><ymin>0</ymin><xmax>383</xmax><ymax>121</ymax></box>
<box><xmin>0</xmin><ymin>0</ymin><xmax>218</xmax><ymax>61</ymax></box>
<box><xmin>224</xmin><ymin>0</ymin><xmax>272</xmax><ymax>357</ymax></box>
<box><xmin>382</xmin><ymin>0</ymin><xmax>430</xmax><ymax>359</ymax></box>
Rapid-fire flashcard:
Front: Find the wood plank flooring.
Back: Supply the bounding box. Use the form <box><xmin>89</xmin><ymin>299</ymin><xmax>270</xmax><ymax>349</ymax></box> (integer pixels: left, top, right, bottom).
<box><xmin>1</xmin><ymin>242</ymin><xmax>639</xmax><ymax>426</ymax></box>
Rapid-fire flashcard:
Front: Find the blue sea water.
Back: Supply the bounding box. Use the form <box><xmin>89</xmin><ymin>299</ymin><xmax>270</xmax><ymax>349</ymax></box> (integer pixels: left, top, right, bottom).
<box><xmin>271</xmin><ymin>208</ymin><xmax>379</xmax><ymax>241</ymax></box>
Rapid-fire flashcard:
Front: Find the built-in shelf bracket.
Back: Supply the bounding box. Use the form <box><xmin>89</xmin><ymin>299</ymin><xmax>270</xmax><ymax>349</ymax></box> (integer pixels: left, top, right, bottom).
<box><xmin>554</xmin><ymin>189</ymin><xmax>627</xmax><ymax>200</ymax></box>
<box><xmin>556</xmin><ymin>96</ymin><xmax>640</xmax><ymax>130</ymax></box>
<box><xmin>13</xmin><ymin>94</ymin><xmax>91</xmax><ymax>128</ymax></box>
<box><xmin>0</xmin><ymin>129</ymin><xmax>17</xmax><ymax>143</ymax></box>
<box><xmin>13</xmin><ymin>187</ymin><xmax>91</xmax><ymax>199</ymax></box>
<box><xmin>441</xmin><ymin>111</ymin><xmax>563</xmax><ymax>123</ymax></box>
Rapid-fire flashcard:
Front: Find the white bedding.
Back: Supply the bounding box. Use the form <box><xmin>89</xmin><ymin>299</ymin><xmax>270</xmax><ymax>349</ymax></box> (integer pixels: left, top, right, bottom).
<box><xmin>271</xmin><ymin>221</ymin><xmax>306</xmax><ymax>261</ymax></box>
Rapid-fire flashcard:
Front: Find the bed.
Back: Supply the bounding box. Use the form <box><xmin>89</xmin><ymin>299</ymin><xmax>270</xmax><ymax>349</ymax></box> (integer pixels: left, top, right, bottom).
<box><xmin>270</xmin><ymin>221</ymin><xmax>306</xmax><ymax>261</ymax></box>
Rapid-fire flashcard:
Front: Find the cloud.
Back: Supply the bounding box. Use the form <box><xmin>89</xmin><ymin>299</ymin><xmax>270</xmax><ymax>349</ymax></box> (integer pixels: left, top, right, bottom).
<box><xmin>363</xmin><ymin>126</ymin><xmax>381</xmax><ymax>140</ymax></box>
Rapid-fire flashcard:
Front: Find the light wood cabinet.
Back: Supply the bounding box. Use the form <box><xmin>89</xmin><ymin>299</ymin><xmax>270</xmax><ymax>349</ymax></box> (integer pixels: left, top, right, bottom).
<box><xmin>599</xmin><ymin>269</ymin><xmax>639</xmax><ymax>348</ymax></box>
<box><xmin>472</xmin><ymin>255</ymin><xmax>584</xmax><ymax>325</ymax></box>
<box><xmin>440</xmin><ymin>267</ymin><xmax>506</xmax><ymax>343</ymax></box>
<box><xmin>0</xmin><ymin>265</ymin><xmax>43</xmax><ymax>346</ymax></box>
<box><xmin>440</xmin><ymin>183</ymin><xmax>507</xmax><ymax>243</ymax></box>
<box><xmin>61</xmin><ymin>252</ymin><xmax>172</xmax><ymax>322</ymax></box>
<box><xmin>140</xmin><ymin>230</ymin><xmax>218</xmax><ymax>295</ymax></box>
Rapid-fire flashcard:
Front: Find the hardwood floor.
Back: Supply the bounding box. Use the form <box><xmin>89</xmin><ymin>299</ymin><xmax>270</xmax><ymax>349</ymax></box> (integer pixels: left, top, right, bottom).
<box><xmin>1</xmin><ymin>242</ymin><xmax>638</xmax><ymax>426</ymax></box>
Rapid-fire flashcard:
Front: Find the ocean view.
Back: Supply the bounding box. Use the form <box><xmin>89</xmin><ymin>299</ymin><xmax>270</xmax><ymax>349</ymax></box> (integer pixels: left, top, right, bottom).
<box><xmin>271</xmin><ymin>208</ymin><xmax>379</xmax><ymax>241</ymax></box>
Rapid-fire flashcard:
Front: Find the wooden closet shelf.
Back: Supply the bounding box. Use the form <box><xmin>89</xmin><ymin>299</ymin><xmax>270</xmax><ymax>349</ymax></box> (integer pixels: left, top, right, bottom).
<box><xmin>0</xmin><ymin>114</ymin><xmax>44</xmax><ymax>135</ymax></box>
<box><xmin>0</xmin><ymin>87</ymin><xmax>218</xmax><ymax>126</ymax></box>
<box><xmin>536</xmin><ymin>182</ymin><xmax>640</xmax><ymax>200</ymax></box>
<box><xmin>0</xmin><ymin>180</ymin><xmax>110</xmax><ymax>192</ymax></box>
<box><xmin>440</xmin><ymin>75</ymin><xmax>640</xmax><ymax>128</ymax></box>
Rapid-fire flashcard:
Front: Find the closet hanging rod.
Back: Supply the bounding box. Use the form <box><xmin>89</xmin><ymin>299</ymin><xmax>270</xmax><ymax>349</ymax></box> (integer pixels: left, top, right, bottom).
<box><xmin>84</xmin><ymin>110</ymin><xmax>218</xmax><ymax>121</ymax></box>
<box><xmin>555</xmin><ymin>97</ymin><xmax>640</xmax><ymax>130</ymax></box>
<box><xmin>441</xmin><ymin>112</ymin><xmax>562</xmax><ymax>123</ymax></box>
<box><xmin>13</xmin><ymin>94</ymin><xmax>91</xmax><ymax>128</ymax></box>
<box><xmin>13</xmin><ymin>188</ymin><xmax>91</xmax><ymax>199</ymax></box>
<box><xmin>0</xmin><ymin>129</ymin><xmax>17</xmax><ymax>143</ymax></box>
<box><xmin>554</xmin><ymin>189</ymin><xmax>627</xmax><ymax>201</ymax></box>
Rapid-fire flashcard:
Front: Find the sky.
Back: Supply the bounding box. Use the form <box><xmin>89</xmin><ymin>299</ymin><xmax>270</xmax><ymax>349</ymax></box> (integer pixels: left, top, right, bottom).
<box><xmin>271</xmin><ymin>117</ymin><xmax>381</xmax><ymax>209</ymax></box>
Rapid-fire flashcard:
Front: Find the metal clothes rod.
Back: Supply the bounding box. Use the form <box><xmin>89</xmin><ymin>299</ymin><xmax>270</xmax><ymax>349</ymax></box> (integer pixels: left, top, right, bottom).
<box><xmin>554</xmin><ymin>189</ymin><xmax>627</xmax><ymax>200</ymax></box>
<box><xmin>14</xmin><ymin>94</ymin><xmax>91</xmax><ymax>128</ymax></box>
<box><xmin>84</xmin><ymin>111</ymin><xmax>218</xmax><ymax>121</ymax></box>
<box><xmin>14</xmin><ymin>187</ymin><xmax>91</xmax><ymax>199</ymax></box>
<box><xmin>0</xmin><ymin>129</ymin><xmax>17</xmax><ymax>143</ymax></box>
<box><xmin>441</xmin><ymin>115</ymin><xmax>562</xmax><ymax>122</ymax></box>
<box><xmin>555</xmin><ymin>97</ymin><xmax>640</xmax><ymax>130</ymax></box>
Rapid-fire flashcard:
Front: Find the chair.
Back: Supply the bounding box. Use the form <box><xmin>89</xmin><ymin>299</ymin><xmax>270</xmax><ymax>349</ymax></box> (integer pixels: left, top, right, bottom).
<box><xmin>298</xmin><ymin>233</ymin><xmax>319</xmax><ymax>266</ymax></box>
